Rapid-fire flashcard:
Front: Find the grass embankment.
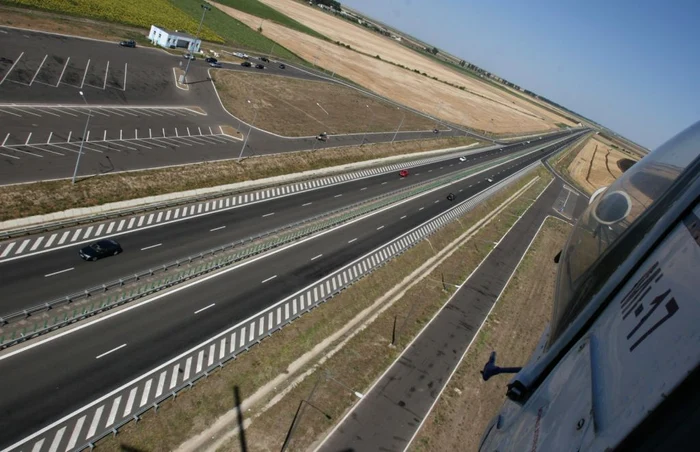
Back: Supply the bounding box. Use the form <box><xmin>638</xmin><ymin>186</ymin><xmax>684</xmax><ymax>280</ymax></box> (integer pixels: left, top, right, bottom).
<box><xmin>212</xmin><ymin>71</ymin><xmax>437</xmax><ymax>136</ymax></box>
<box><xmin>215</xmin><ymin>0</ymin><xmax>327</xmax><ymax>40</ymax></box>
<box><xmin>0</xmin><ymin>0</ymin><xmax>222</xmax><ymax>42</ymax></box>
<box><xmin>548</xmin><ymin>133</ymin><xmax>592</xmax><ymax>193</ymax></box>
<box><xmin>410</xmin><ymin>216</ymin><xmax>572</xmax><ymax>452</ymax></box>
<box><xmin>0</xmin><ymin>136</ymin><xmax>475</xmax><ymax>222</ymax></box>
<box><xmin>94</xmin><ymin>167</ymin><xmax>553</xmax><ymax>452</ymax></box>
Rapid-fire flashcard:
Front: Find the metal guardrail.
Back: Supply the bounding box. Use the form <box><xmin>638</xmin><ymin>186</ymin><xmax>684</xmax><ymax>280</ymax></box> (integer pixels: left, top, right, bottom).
<box><xmin>0</xmin><ymin>143</ymin><xmax>491</xmax><ymax>242</ymax></box>
<box><xmin>3</xmin><ymin>141</ymin><xmax>555</xmax><ymax>452</ymax></box>
<box><xmin>0</xmin><ymin>136</ymin><xmax>581</xmax><ymax>345</ymax></box>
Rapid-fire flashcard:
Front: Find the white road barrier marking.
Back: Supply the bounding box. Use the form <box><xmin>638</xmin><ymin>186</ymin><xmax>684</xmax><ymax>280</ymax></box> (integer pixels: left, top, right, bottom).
<box><xmin>140</xmin><ymin>243</ymin><xmax>162</xmax><ymax>251</ymax></box>
<box><xmin>194</xmin><ymin>303</ymin><xmax>215</xmax><ymax>314</ymax></box>
<box><xmin>261</xmin><ymin>275</ymin><xmax>277</xmax><ymax>283</ymax></box>
<box><xmin>44</xmin><ymin>267</ymin><xmax>74</xmax><ymax>278</ymax></box>
<box><xmin>95</xmin><ymin>343</ymin><xmax>127</xmax><ymax>359</ymax></box>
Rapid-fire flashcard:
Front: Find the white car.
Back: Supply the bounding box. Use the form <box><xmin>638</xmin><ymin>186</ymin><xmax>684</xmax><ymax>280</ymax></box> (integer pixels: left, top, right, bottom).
<box><xmin>486</xmin><ymin>178</ymin><xmax>494</xmax><ymax>183</ymax></box>
<box><xmin>459</xmin><ymin>156</ymin><xmax>467</xmax><ymax>161</ymax></box>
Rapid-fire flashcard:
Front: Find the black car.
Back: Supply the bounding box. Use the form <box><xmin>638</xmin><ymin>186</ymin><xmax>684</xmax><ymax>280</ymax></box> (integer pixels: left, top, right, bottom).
<box><xmin>260</xmin><ymin>56</ymin><xmax>269</xmax><ymax>62</ymax></box>
<box><xmin>255</xmin><ymin>63</ymin><xmax>265</xmax><ymax>69</ymax></box>
<box><xmin>279</xmin><ymin>63</ymin><xmax>286</xmax><ymax>69</ymax></box>
<box><xmin>79</xmin><ymin>239</ymin><xmax>123</xmax><ymax>261</ymax></box>
<box><xmin>446</xmin><ymin>193</ymin><xmax>456</xmax><ymax>201</ymax></box>
<box><xmin>205</xmin><ymin>57</ymin><xmax>218</xmax><ymax>63</ymax></box>
<box><xmin>241</xmin><ymin>61</ymin><xmax>252</xmax><ymax>67</ymax></box>
<box><xmin>119</xmin><ymin>40</ymin><xmax>136</xmax><ymax>48</ymax></box>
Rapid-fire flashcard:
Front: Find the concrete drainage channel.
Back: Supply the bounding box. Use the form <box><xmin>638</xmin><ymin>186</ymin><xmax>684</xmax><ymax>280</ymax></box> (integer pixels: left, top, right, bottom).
<box><xmin>0</xmin><ymin>144</ymin><xmax>543</xmax><ymax>349</ymax></box>
<box><xmin>3</xmin><ymin>155</ymin><xmax>546</xmax><ymax>452</ymax></box>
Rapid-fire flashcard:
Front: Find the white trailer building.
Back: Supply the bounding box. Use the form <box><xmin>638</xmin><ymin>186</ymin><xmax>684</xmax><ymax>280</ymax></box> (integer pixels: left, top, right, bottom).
<box><xmin>148</xmin><ymin>25</ymin><xmax>201</xmax><ymax>52</ymax></box>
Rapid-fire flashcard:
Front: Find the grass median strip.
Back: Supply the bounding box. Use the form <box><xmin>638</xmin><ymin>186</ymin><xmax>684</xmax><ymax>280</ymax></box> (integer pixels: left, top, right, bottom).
<box><xmin>409</xmin><ymin>216</ymin><xmax>572</xmax><ymax>452</ymax></box>
<box><xmin>92</xmin><ymin>167</ymin><xmax>553</xmax><ymax>452</ymax></box>
<box><xmin>0</xmin><ymin>136</ymin><xmax>474</xmax><ymax>222</ymax></box>
<box><xmin>0</xmin><ymin>154</ymin><xmax>508</xmax><ymax>346</ymax></box>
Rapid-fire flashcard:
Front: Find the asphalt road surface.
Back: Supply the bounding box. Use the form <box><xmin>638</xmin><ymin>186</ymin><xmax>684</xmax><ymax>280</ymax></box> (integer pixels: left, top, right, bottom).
<box><xmin>0</xmin><ymin>28</ymin><xmax>477</xmax><ymax>184</ymax></box>
<box><xmin>0</xmin><ymin>132</ymin><xmax>584</xmax><ymax>449</ymax></box>
<box><xmin>317</xmin><ymin>170</ymin><xmax>587</xmax><ymax>452</ymax></box>
<box><xmin>0</xmin><ymin>135</ymin><xmax>565</xmax><ymax>315</ymax></box>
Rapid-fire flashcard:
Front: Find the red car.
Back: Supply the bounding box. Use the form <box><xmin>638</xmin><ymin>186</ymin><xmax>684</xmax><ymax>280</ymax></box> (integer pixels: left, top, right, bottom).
<box><xmin>399</xmin><ymin>169</ymin><xmax>409</xmax><ymax>177</ymax></box>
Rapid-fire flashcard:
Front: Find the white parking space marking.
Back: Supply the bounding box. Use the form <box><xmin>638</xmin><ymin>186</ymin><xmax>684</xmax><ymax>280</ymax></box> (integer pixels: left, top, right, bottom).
<box><xmin>36</xmin><ymin>108</ymin><xmax>60</xmax><ymax>117</ymax></box>
<box><xmin>13</xmin><ymin>107</ymin><xmax>41</xmax><ymax>117</ymax></box>
<box><xmin>103</xmin><ymin>60</ymin><xmax>109</xmax><ymax>90</ymax></box>
<box><xmin>194</xmin><ymin>303</ymin><xmax>215</xmax><ymax>314</ymax></box>
<box><xmin>262</xmin><ymin>275</ymin><xmax>277</xmax><ymax>283</ymax></box>
<box><xmin>80</xmin><ymin>59</ymin><xmax>90</xmax><ymax>88</ymax></box>
<box><xmin>0</xmin><ymin>108</ymin><xmax>21</xmax><ymax>117</ymax></box>
<box><xmin>95</xmin><ymin>343</ymin><xmax>127</xmax><ymax>359</ymax></box>
<box><xmin>28</xmin><ymin>54</ymin><xmax>48</xmax><ymax>86</ymax></box>
<box><xmin>0</xmin><ymin>51</ymin><xmax>23</xmax><ymax>85</ymax></box>
<box><xmin>56</xmin><ymin>56</ymin><xmax>70</xmax><ymax>87</ymax></box>
<box><xmin>140</xmin><ymin>243</ymin><xmax>162</xmax><ymax>251</ymax></box>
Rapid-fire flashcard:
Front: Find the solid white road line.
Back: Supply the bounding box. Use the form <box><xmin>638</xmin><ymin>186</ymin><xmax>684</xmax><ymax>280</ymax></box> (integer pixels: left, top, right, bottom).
<box><xmin>194</xmin><ymin>303</ymin><xmax>216</xmax><ymax>315</ymax></box>
<box><xmin>262</xmin><ymin>212</ymin><xmax>274</xmax><ymax>217</ymax></box>
<box><xmin>140</xmin><ymin>243</ymin><xmax>162</xmax><ymax>251</ymax></box>
<box><xmin>95</xmin><ymin>343</ymin><xmax>127</xmax><ymax>359</ymax></box>
<box><xmin>44</xmin><ymin>267</ymin><xmax>74</xmax><ymax>278</ymax></box>
<box><xmin>261</xmin><ymin>275</ymin><xmax>277</xmax><ymax>283</ymax></box>
<box><xmin>348</xmin><ymin>238</ymin><xmax>357</xmax><ymax>243</ymax></box>
<box><xmin>310</xmin><ymin>254</ymin><xmax>323</xmax><ymax>261</ymax></box>
<box><xmin>210</xmin><ymin>226</ymin><xmax>226</xmax><ymax>232</ymax></box>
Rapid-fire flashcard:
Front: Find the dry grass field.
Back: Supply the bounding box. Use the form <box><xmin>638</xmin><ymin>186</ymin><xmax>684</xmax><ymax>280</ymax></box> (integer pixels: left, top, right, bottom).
<box><xmin>210</xmin><ymin>1</ymin><xmax>575</xmax><ymax>135</ymax></box>
<box><xmin>212</xmin><ymin>70</ymin><xmax>438</xmax><ymax>136</ymax></box>
<box><xmin>567</xmin><ymin>136</ymin><xmax>630</xmax><ymax>194</ymax></box>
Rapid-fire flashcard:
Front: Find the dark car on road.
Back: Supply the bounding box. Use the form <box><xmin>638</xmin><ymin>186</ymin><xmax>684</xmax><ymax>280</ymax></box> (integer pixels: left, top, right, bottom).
<box><xmin>209</xmin><ymin>62</ymin><xmax>223</xmax><ymax>68</ymax></box>
<box><xmin>205</xmin><ymin>57</ymin><xmax>218</xmax><ymax>63</ymax></box>
<box><xmin>255</xmin><ymin>63</ymin><xmax>265</xmax><ymax>69</ymax></box>
<box><xmin>447</xmin><ymin>193</ymin><xmax>456</xmax><ymax>201</ymax></box>
<box><xmin>119</xmin><ymin>40</ymin><xmax>136</xmax><ymax>48</ymax></box>
<box><xmin>241</xmin><ymin>61</ymin><xmax>252</xmax><ymax>67</ymax></box>
<box><xmin>260</xmin><ymin>56</ymin><xmax>269</xmax><ymax>62</ymax></box>
<box><xmin>316</xmin><ymin>132</ymin><xmax>328</xmax><ymax>141</ymax></box>
<box><xmin>279</xmin><ymin>63</ymin><xmax>286</xmax><ymax>69</ymax></box>
<box><xmin>79</xmin><ymin>239</ymin><xmax>123</xmax><ymax>261</ymax></box>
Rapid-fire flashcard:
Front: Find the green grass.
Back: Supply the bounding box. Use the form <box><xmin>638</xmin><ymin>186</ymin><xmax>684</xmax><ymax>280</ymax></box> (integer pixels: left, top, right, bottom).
<box><xmin>1</xmin><ymin>0</ymin><xmax>223</xmax><ymax>42</ymax></box>
<box><xmin>170</xmin><ymin>0</ymin><xmax>305</xmax><ymax>63</ymax></box>
<box><xmin>214</xmin><ymin>0</ymin><xmax>328</xmax><ymax>41</ymax></box>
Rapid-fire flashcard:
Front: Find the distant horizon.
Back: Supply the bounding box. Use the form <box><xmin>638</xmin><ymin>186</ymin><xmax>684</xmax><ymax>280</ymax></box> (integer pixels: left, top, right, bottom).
<box><xmin>341</xmin><ymin>0</ymin><xmax>700</xmax><ymax>150</ymax></box>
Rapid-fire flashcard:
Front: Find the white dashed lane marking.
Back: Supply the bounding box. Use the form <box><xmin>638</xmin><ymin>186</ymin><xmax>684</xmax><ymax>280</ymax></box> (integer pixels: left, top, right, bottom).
<box><xmin>44</xmin><ymin>267</ymin><xmax>74</xmax><ymax>278</ymax></box>
<box><xmin>261</xmin><ymin>275</ymin><xmax>277</xmax><ymax>284</ymax></box>
<box><xmin>140</xmin><ymin>243</ymin><xmax>162</xmax><ymax>251</ymax></box>
<box><xmin>95</xmin><ymin>343</ymin><xmax>127</xmax><ymax>359</ymax></box>
<box><xmin>210</xmin><ymin>226</ymin><xmax>226</xmax><ymax>232</ymax></box>
<box><xmin>194</xmin><ymin>303</ymin><xmax>215</xmax><ymax>314</ymax></box>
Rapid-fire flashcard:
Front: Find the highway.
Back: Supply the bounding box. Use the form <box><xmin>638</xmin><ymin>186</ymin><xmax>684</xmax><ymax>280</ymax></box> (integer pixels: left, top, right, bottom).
<box><xmin>0</xmin><ymin>132</ymin><xmax>584</xmax><ymax>449</ymax></box>
<box><xmin>0</xmin><ymin>135</ymin><xmax>567</xmax><ymax>315</ymax></box>
<box><xmin>0</xmin><ymin>27</ymin><xmax>474</xmax><ymax>184</ymax></box>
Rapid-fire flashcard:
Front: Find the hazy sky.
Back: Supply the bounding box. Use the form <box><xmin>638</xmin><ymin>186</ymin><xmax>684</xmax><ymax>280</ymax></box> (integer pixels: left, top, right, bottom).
<box><xmin>342</xmin><ymin>0</ymin><xmax>700</xmax><ymax>149</ymax></box>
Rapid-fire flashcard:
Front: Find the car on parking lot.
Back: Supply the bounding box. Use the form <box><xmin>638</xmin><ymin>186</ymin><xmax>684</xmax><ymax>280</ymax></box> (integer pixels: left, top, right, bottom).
<box><xmin>119</xmin><ymin>40</ymin><xmax>136</xmax><ymax>48</ymax></box>
<box><xmin>399</xmin><ymin>169</ymin><xmax>409</xmax><ymax>177</ymax></box>
<box><xmin>260</xmin><ymin>56</ymin><xmax>269</xmax><ymax>62</ymax></box>
<box><xmin>209</xmin><ymin>62</ymin><xmax>223</xmax><ymax>68</ymax></box>
<box><xmin>184</xmin><ymin>53</ymin><xmax>195</xmax><ymax>60</ymax></box>
<box><xmin>79</xmin><ymin>239</ymin><xmax>123</xmax><ymax>261</ymax></box>
<box><xmin>279</xmin><ymin>63</ymin><xmax>286</xmax><ymax>69</ymax></box>
<box><xmin>205</xmin><ymin>57</ymin><xmax>218</xmax><ymax>63</ymax></box>
<box><xmin>241</xmin><ymin>61</ymin><xmax>252</xmax><ymax>67</ymax></box>
<box><xmin>255</xmin><ymin>63</ymin><xmax>265</xmax><ymax>69</ymax></box>
<box><xmin>459</xmin><ymin>156</ymin><xmax>467</xmax><ymax>161</ymax></box>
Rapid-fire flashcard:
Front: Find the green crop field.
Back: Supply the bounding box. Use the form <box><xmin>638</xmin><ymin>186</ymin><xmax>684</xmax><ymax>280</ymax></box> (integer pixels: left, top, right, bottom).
<box><xmin>2</xmin><ymin>0</ymin><xmax>224</xmax><ymax>42</ymax></box>
<box><xmin>171</xmin><ymin>0</ymin><xmax>305</xmax><ymax>63</ymax></box>
<box><xmin>214</xmin><ymin>0</ymin><xmax>328</xmax><ymax>41</ymax></box>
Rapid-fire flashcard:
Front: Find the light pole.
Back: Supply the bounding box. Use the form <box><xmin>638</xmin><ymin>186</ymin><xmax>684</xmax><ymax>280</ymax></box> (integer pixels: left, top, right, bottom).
<box><xmin>238</xmin><ymin>100</ymin><xmax>257</xmax><ymax>161</ymax></box>
<box><xmin>360</xmin><ymin>104</ymin><xmax>375</xmax><ymax>146</ymax></box>
<box><xmin>72</xmin><ymin>90</ymin><xmax>91</xmax><ymax>184</ymax></box>
<box><xmin>181</xmin><ymin>3</ymin><xmax>211</xmax><ymax>84</ymax></box>
<box><xmin>392</xmin><ymin>107</ymin><xmax>405</xmax><ymax>143</ymax></box>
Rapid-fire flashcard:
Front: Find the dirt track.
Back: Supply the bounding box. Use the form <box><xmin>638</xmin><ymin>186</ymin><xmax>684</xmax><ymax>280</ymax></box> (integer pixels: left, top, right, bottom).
<box><xmin>210</xmin><ymin>1</ymin><xmax>573</xmax><ymax>135</ymax></box>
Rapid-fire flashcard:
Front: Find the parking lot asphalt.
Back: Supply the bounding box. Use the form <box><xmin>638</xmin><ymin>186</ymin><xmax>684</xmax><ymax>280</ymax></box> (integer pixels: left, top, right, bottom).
<box><xmin>0</xmin><ymin>27</ymin><xmax>475</xmax><ymax>184</ymax></box>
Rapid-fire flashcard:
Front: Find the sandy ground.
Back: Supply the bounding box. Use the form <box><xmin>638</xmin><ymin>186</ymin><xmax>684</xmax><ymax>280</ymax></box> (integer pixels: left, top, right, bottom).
<box><xmin>212</xmin><ymin>70</ymin><xmax>437</xmax><ymax>136</ymax></box>
<box><xmin>258</xmin><ymin>0</ymin><xmax>574</xmax><ymax>128</ymax></box>
<box><xmin>410</xmin><ymin>216</ymin><xmax>572</xmax><ymax>452</ymax></box>
<box><xmin>567</xmin><ymin>136</ymin><xmax>628</xmax><ymax>195</ymax></box>
<box><xmin>210</xmin><ymin>1</ymin><xmax>571</xmax><ymax>134</ymax></box>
